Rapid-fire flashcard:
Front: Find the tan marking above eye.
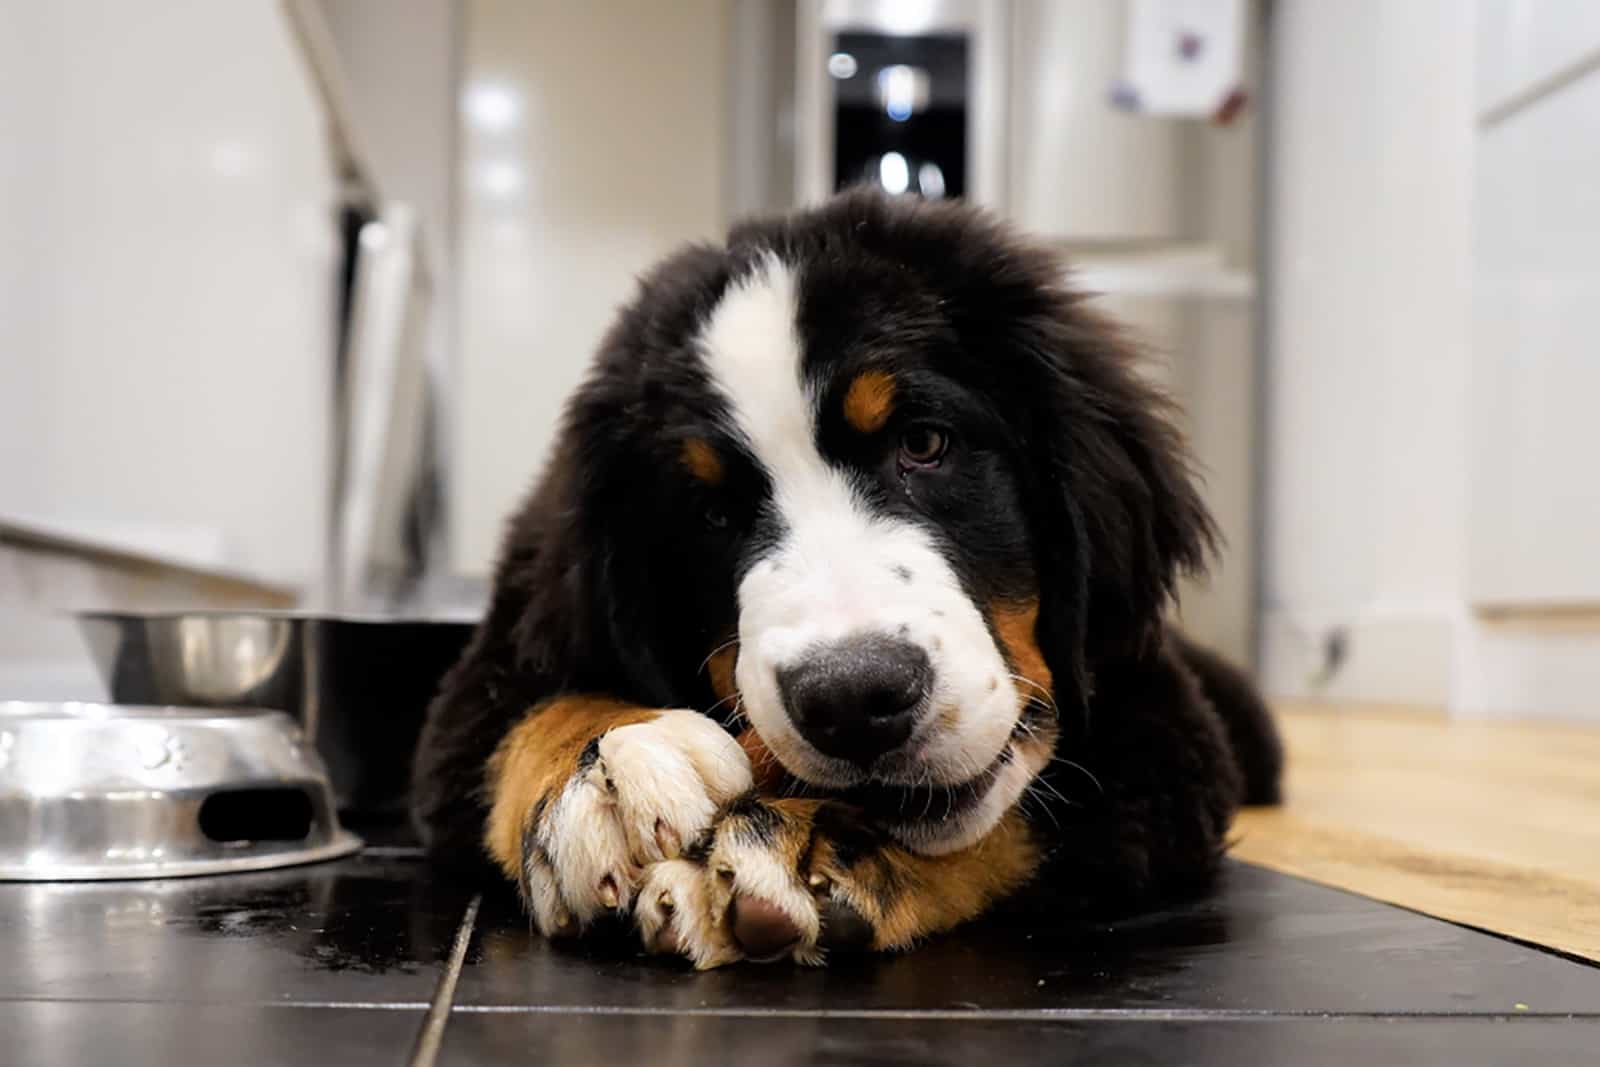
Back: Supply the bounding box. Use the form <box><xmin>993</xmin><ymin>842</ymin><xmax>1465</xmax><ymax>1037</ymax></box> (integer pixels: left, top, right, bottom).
<box><xmin>843</xmin><ymin>370</ymin><xmax>896</xmax><ymax>434</ymax></box>
<box><xmin>681</xmin><ymin>438</ymin><xmax>725</xmax><ymax>485</ymax></box>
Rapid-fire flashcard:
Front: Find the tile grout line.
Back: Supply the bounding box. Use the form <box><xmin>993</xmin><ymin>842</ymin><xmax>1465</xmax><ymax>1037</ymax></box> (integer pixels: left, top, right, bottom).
<box><xmin>0</xmin><ymin>995</ymin><xmax>1588</xmax><ymax>1022</ymax></box>
<box><xmin>408</xmin><ymin>893</ymin><xmax>480</xmax><ymax>1067</ymax></box>
<box><xmin>446</xmin><ymin>1005</ymin><xmax>1600</xmax><ymax>1022</ymax></box>
<box><xmin>0</xmin><ymin>997</ymin><xmax>431</xmax><ymax>1010</ymax></box>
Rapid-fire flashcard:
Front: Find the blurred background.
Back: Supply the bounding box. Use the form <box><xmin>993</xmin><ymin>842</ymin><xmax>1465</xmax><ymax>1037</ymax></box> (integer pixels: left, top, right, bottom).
<box><xmin>2</xmin><ymin>0</ymin><xmax>1596</xmax><ymax>727</ymax></box>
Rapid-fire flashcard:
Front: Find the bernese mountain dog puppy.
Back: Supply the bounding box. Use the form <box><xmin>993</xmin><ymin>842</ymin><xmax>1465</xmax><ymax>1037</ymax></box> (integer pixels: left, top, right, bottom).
<box><xmin>412</xmin><ymin>189</ymin><xmax>1282</xmax><ymax>968</ymax></box>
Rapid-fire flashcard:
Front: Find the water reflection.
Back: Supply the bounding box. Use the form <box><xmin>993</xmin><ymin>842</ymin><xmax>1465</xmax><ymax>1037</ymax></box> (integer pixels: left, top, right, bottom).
<box><xmin>3</xmin><ymin>855</ymin><xmax>469</xmax><ymax>1002</ymax></box>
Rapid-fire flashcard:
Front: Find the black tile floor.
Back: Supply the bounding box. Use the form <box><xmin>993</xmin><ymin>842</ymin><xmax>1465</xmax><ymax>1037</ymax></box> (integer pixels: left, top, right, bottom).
<box><xmin>3</xmin><ymin>848</ymin><xmax>1596</xmax><ymax>1066</ymax></box>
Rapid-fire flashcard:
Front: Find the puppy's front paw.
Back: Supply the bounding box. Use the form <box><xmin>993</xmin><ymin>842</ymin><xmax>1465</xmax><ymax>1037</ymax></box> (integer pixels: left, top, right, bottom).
<box><xmin>492</xmin><ymin>705</ymin><xmax>752</xmax><ymax>938</ymax></box>
<box><xmin>633</xmin><ymin>798</ymin><xmax>880</xmax><ymax>970</ymax></box>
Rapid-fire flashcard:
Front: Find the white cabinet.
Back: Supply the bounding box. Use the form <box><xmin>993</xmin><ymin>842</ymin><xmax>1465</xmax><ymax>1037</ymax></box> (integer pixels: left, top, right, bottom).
<box><xmin>1477</xmin><ymin>0</ymin><xmax>1600</xmax><ymax>118</ymax></box>
<box><xmin>1469</xmin><ymin>65</ymin><xmax>1600</xmax><ymax>607</ymax></box>
<box><xmin>0</xmin><ymin>0</ymin><xmax>341</xmax><ymax>589</ymax></box>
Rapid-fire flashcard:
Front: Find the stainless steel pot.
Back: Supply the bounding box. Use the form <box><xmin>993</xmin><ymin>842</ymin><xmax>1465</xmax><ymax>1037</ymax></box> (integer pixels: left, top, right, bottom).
<box><xmin>0</xmin><ymin>702</ymin><xmax>361</xmax><ymax>880</ymax></box>
<box><xmin>76</xmin><ymin>612</ymin><xmax>475</xmax><ymax>818</ymax></box>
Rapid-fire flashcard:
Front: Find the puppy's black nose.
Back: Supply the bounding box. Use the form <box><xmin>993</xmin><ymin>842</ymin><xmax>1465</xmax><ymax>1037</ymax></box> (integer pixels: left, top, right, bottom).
<box><xmin>777</xmin><ymin>634</ymin><xmax>929</xmax><ymax>766</ymax></box>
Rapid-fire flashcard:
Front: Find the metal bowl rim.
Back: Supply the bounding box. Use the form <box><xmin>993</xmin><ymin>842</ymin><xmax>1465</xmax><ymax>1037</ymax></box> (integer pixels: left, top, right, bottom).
<box><xmin>0</xmin><ymin>830</ymin><xmax>364</xmax><ymax>881</ymax></box>
<box><xmin>74</xmin><ymin>609</ymin><xmax>478</xmax><ymax>626</ymax></box>
<box><xmin>0</xmin><ymin>700</ymin><xmax>293</xmax><ymax>723</ymax></box>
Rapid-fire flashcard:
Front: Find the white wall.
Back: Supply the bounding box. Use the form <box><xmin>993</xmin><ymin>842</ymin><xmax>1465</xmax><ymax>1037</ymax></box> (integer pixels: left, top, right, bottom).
<box><xmin>1166</xmin><ymin>11</ymin><xmax>1262</xmax><ymax>668</ymax></box>
<box><xmin>451</xmin><ymin>0</ymin><xmax>732</xmax><ymax>575</ymax></box>
<box><xmin>1260</xmin><ymin>0</ymin><xmax>1475</xmax><ymax>706</ymax></box>
<box><xmin>0</xmin><ymin>0</ymin><xmax>340</xmax><ymax>587</ymax></box>
<box><xmin>1261</xmin><ymin>0</ymin><xmax>1600</xmax><ymax>722</ymax></box>
<box><xmin>316</xmin><ymin>0</ymin><xmax>460</xmax><ymax>289</ymax></box>
<box><xmin>315</xmin><ymin>0</ymin><xmax>460</xmax><ymax>415</ymax></box>
<box><xmin>1469</xmin><ymin>1</ymin><xmax>1600</xmax><ymax>608</ymax></box>
<box><xmin>1009</xmin><ymin>0</ymin><xmax>1183</xmax><ymax>241</ymax></box>
<box><xmin>312</xmin><ymin>0</ymin><xmax>462</xmax><ymax>580</ymax></box>
<box><xmin>1457</xmin><ymin>1</ymin><xmax>1600</xmax><ymax>720</ymax></box>
<box><xmin>1476</xmin><ymin>0</ymin><xmax>1600</xmax><ymax>117</ymax></box>
<box><xmin>1005</xmin><ymin>0</ymin><xmax>1262</xmax><ymax>664</ymax></box>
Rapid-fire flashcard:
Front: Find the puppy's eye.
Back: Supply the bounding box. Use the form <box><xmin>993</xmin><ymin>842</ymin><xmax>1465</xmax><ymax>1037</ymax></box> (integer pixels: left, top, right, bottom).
<box><xmin>898</xmin><ymin>424</ymin><xmax>949</xmax><ymax>468</ymax></box>
<box><xmin>704</xmin><ymin>505</ymin><xmax>729</xmax><ymax>530</ymax></box>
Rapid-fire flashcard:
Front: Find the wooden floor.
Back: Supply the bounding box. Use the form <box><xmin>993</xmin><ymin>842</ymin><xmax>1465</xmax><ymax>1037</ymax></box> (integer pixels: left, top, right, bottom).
<box><xmin>1232</xmin><ymin>704</ymin><xmax>1600</xmax><ymax>963</ymax></box>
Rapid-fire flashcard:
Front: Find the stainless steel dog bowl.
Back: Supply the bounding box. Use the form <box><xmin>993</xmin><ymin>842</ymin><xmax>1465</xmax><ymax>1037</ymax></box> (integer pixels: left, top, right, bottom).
<box><xmin>76</xmin><ymin>612</ymin><xmax>475</xmax><ymax>817</ymax></box>
<box><xmin>0</xmin><ymin>702</ymin><xmax>361</xmax><ymax>880</ymax></box>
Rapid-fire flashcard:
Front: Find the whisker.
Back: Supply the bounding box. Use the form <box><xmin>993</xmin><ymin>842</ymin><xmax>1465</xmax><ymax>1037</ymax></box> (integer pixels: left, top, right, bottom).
<box><xmin>720</xmin><ymin>693</ymin><xmax>748</xmax><ymax>728</ymax></box>
<box><xmin>697</xmin><ymin>636</ymin><xmax>741</xmax><ymax>675</ymax></box>
<box><xmin>1008</xmin><ymin>673</ymin><xmax>1059</xmax><ymax>712</ymax></box>
<box><xmin>1011</xmin><ymin>715</ymin><xmax>1055</xmax><ymax>751</ymax></box>
<box><xmin>1022</xmin><ymin>785</ymin><xmax>1064</xmax><ymax>831</ymax></box>
<box><xmin>1030</xmin><ymin>772</ymin><xmax>1083</xmax><ymax>812</ymax></box>
<box><xmin>1047</xmin><ymin>757</ymin><xmax>1104</xmax><ymax>796</ymax></box>
<box><xmin>1025</xmin><ymin>697</ymin><xmax>1058</xmax><ymax>719</ymax></box>
<box><xmin>945</xmin><ymin>747</ymin><xmax>982</xmax><ymax>786</ymax></box>
<box><xmin>754</xmin><ymin>745</ymin><xmax>782</xmax><ymax>777</ymax></box>
<box><xmin>1007</xmin><ymin>671</ymin><xmax>1053</xmax><ymax>697</ymax></box>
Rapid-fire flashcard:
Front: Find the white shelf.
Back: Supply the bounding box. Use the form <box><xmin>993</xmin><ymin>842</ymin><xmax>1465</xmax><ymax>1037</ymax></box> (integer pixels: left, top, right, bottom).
<box><xmin>1058</xmin><ymin>242</ymin><xmax>1256</xmax><ymax>301</ymax></box>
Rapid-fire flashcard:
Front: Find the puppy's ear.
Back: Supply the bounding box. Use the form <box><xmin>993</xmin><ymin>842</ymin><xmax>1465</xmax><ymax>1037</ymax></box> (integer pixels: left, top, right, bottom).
<box><xmin>501</xmin><ymin>242</ymin><xmax>739</xmax><ymax>707</ymax></box>
<box><xmin>512</xmin><ymin>412</ymin><xmax>677</xmax><ymax>707</ymax></box>
<box><xmin>496</xmin><ymin>445</ymin><xmax>595</xmax><ymax>685</ymax></box>
<box><xmin>1017</xmin><ymin>298</ymin><xmax>1217</xmax><ymax>709</ymax></box>
<box><xmin>411</xmin><ymin>423</ymin><xmax>673</xmax><ymax>870</ymax></box>
<box><xmin>408</xmin><ymin>435</ymin><xmax>594</xmax><ymax>868</ymax></box>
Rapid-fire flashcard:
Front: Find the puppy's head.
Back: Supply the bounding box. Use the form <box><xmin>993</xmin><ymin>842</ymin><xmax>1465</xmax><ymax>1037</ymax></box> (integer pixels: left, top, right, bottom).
<box><xmin>518</xmin><ymin>191</ymin><xmax>1213</xmax><ymax>854</ymax></box>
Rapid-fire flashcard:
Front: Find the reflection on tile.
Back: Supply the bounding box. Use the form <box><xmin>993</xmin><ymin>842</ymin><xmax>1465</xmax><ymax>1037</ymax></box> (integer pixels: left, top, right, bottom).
<box><xmin>1</xmin><ymin>1003</ymin><xmax>421</xmax><ymax>1067</ymax></box>
<box><xmin>439</xmin><ymin>1014</ymin><xmax>1600</xmax><ymax>1067</ymax></box>
<box><xmin>0</xmin><ymin>854</ymin><xmax>471</xmax><ymax>1004</ymax></box>
<box><xmin>455</xmin><ymin>862</ymin><xmax>1600</xmax><ymax>1014</ymax></box>
<box><xmin>9</xmin><ymin>851</ymin><xmax>1600</xmax><ymax>1066</ymax></box>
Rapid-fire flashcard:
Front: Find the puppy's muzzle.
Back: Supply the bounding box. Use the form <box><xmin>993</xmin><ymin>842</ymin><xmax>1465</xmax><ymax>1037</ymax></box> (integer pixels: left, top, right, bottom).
<box><xmin>776</xmin><ymin>633</ymin><xmax>930</xmax><ymax>767</ymax></box>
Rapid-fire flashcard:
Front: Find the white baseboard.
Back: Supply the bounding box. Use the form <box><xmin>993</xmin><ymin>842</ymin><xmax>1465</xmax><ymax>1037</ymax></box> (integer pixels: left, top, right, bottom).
<box><xmin>1455</xmin><ymin>616</ymin><xmax>1600</xmax><ymax>723</ymax></box>
<box><xmin>1259</xmin><ymin>607</ymin><xmax>1457</xmax><ymax>708</ymax></box>
<box><xmin>1261</xmin><ymin>604</ymin><xmax>1600</xmax><ymax>724</ymax></box>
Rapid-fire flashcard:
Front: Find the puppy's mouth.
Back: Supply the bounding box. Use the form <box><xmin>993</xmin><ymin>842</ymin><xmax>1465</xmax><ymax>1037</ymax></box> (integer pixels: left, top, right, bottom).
<box><xmin>835</xmin><ymin>746</ymin><xmax>1009</xmax><ymax>825</ymax></box>
<box><xmin>750</xmin><ymin>697</ymin><xmax>1059</xmax><ymax>855</ymax></box>
<box><xmin>731</xmin><ymin>621</ymin><xmax>1058</xmax><ymax>853</ymax></box>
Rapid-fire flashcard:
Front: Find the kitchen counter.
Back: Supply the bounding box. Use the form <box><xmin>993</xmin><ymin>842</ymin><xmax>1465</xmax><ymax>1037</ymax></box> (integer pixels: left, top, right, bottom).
<box><xmin>4</xmin><ymin>840</ymin><xmax>1597</xmax><ymax>1065</ymax></box>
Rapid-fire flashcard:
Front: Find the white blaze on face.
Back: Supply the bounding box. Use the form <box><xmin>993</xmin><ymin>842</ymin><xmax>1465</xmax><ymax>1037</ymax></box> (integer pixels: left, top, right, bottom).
<box><xmin>695</xmin><ymin>256</ymin><xmax>1025</xmax><ymax>847</ymax></box>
